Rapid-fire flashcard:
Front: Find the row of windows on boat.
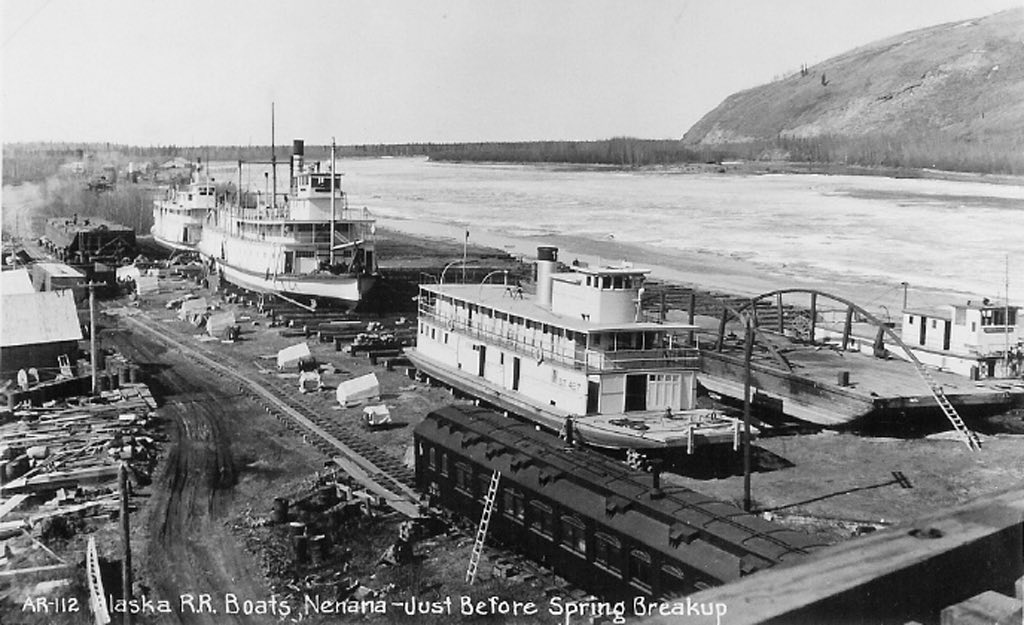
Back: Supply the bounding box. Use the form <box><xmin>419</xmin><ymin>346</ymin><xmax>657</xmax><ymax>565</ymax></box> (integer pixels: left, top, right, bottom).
<box><xmin>420</xmin><ymin>445</ymin><xmax>702</xmax><ymax>594</ymax></box>
<box><xmin>419</xmin><ymin>320</ymin><xmax>680</xmax><ymax>352</ymax></box>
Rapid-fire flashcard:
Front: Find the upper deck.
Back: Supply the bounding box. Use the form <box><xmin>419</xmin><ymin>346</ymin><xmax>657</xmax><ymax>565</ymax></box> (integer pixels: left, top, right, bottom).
<box><xmin>419</xmin><ymin>278</ymin><xmax>699</xmax><ymax>373</ymax></box>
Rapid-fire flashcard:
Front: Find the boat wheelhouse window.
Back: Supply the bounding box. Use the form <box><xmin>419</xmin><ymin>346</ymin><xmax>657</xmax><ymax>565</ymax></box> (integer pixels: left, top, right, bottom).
<box><xmin>559</xmin><ymin>515</ymin><xmax>587</xmax><ymax>555</ymax></box>
<box><xmin>908</xmin><ymin>316</ymin><xmax>915</xmax><ymax>325</ymax></box>
<box><xmin>594</xmin><ymin>533</ymin><xmax>622</xmax><ymax>576</ymax></box>
<box><xmin>586</xmin><ymin>276</ymin><xmax>593</xmax><ymax>287</ymax></box>
<box><xmin>528</xmin><ymin>501</ymin><xmax>554</xmax><ymax>539</ymax></box>
<box><xmin>502</xmin><ymin>488</ymin><xmax>525</xmax><ymax>523</ymax></box>
<box><xmin>629</xmin><ymin>550</ymin><xmax>653</xmax><ymax>591</ymax></box>
<box><xmin>601</xmin><ymin>276</ymin><xmax>612</xmax><ymax>289</ymax></box>
<box><xmin>430</xmin><ymin>328</ymin><xmax>436</xmax><ymax>340</ymax></box>
<box><xmin>454</xmin><ymin>462</ymin><xmax>473</xmax><ymax>495</ymax></box>
<box><xmin>440</xmin><ymin>453</ymin><xmax>449</xmax><ymax>476</ymax></box>
<box><xmin>613</xmin><ymin>276</ymin><xmax>623</xmax><ymax>289</ymax></box>
<box><xmin>444</xmin><ymin>333</ymin><xmax>449</xmax><ymax>344</ymax></box>
<box><xmin>428</xmin><ymin>446</ymin><xmax>437</xmax><ymax>470</ymax></box>
<box><xmin>981</xmin><ymin>308</ymin><xmax>1016</xmax><ymax>326</ymax></box>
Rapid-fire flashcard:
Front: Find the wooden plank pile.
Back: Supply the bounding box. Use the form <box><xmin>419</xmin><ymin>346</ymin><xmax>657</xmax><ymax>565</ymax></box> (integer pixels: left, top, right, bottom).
<box><xmin>0</xmin><ymin>383</ymin><xmax>161</xmax><ymax>499</ymax></box>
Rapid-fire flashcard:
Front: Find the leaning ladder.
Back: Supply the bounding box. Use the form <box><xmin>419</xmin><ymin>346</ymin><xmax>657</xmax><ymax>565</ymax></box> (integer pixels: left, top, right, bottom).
<box><xmin>915</xmin><ymin>364</ymin><xmax>981</xmax><ymax>451</ymax></box>
<box><xmin>466</xmin><ymin>470</ymin><xmax>501</xmax><ymax>584</ymax></box>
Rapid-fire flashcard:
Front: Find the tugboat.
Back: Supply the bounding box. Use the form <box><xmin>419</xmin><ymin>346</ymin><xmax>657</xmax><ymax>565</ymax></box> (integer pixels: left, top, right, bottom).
<box><xmin>407</xmin><ymin>246</ymin><xmax>745</xmax><ymax>459</ymax></box>
<box><xmin>196</xmin><ymin>137</ymin><xmax>377</xmax><ymax>310</ymax></box>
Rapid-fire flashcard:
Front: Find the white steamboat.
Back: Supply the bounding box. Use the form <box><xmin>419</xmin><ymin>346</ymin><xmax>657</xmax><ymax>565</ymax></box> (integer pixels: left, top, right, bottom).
<box><xmin>150</xmin><ymin>166</ymin><xmax>216</xmax><ymax>252</ymax></box>
<box><xmin>408</xmin><ymin>246</ymin><xmax>744</xmax><ymax>454</ymax></box>
<box><xmin>197</xmin><ymin>139</ymin><xmax>377</xmax><ymax>310</ymax></box>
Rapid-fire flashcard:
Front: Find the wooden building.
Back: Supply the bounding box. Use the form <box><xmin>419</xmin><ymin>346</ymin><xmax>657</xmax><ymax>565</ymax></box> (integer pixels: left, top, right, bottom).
<box><xmin>0</xmin><ymin>290</ymin><xmax>82</xmax><ymax>381</ymax></box>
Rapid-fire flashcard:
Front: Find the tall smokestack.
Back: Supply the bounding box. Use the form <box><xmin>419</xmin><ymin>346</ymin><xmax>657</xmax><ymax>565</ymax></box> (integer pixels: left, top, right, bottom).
<box><xmin>291</xmin><ymin>139</ymin><xmax>304</xmax><ymax>185</ymax></box>
<box><xmin>536</xmin><ymin>246</ymin><xmax>558</xmax><ymax>309</ymax></box>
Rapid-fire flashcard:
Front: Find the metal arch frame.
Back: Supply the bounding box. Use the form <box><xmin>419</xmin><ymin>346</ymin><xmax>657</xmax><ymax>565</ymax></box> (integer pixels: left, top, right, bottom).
<box><xmin>714</xmin><ymin>288</ymin><xmax>980</xmax><ymax>451</ymax></box>
<box><xmin>722</xmin><ymin>287</ymin><xmax>925</xmax><ymax>370</ymax></box>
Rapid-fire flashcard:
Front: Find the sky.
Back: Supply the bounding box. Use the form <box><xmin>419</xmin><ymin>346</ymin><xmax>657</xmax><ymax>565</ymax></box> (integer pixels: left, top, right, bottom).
<box><xmin>3</xmin><ymin>0</ymin><xmax>1022</xmax><ymax>145</ymax></box>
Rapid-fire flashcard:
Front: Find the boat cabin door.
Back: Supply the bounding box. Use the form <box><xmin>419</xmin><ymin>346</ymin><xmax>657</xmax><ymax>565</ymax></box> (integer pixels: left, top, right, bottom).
<box><xmin>284</xmin><ymin>251</ymin><xmax>294</xmax><ymax>274</ymax></box>
<box><xmin>586</xmin><ymin>380</ymin><xmax>600</xmax><ymax>414</ymax></box>
<box><xmin>624</xmin><ymin>374</ymin><xmax>647</xmax><ymax>412</ymax></box>
<box><xmin>477</xmin><ymin>345</ymin><xmax>487</xmax><ymax>377</ymax></box>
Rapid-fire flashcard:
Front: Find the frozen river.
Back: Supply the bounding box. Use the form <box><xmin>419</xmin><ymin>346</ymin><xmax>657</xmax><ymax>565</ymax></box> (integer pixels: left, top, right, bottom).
<box><xmin>210</xmin><ymin>157</ymin><xmax>1023</xmax><ymax>313</ymax></box>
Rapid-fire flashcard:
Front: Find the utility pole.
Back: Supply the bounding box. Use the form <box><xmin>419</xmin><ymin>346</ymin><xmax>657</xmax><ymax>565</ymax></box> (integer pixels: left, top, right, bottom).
<box><xmin>119</xmin><ymin>463</ymin><xmax>133</xmax><ymax>625</ymax></box>
<box><xmin>76</xmin><ymin>282</ymin><xmax>104</xmax><ymax>394</ymax></box>
<box><xmin>742</xmin><ymin>317</ymin><xmax>754</xmax><ymax>512</ymax></box>
<box><xmin>901</xmin><ymin>282</ymin><xmax>909</xmax><ymax>312</ymax></box>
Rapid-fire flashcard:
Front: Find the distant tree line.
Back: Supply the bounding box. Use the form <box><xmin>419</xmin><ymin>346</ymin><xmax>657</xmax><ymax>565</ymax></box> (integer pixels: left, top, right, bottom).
<box><xmin>5</xmin><ymin>130</ymin><xmax>1022</xmax><ymax>186</ymax></box>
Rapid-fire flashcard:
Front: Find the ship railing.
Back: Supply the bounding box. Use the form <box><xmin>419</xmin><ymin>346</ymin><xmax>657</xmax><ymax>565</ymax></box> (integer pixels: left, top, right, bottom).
<box><xmin>420</xmin><ymin>307</ymin><xmax>583</xmax><ymax>368</ymax></box>
<box><xmin>584</xmin><ymin>348</ymin><xmax>700</xmax><ymax>371</ymax></box>
<box><xmin>419</xmin><ymin>306</ymin><xmax>701</xmax><ymax>372</ymax></box>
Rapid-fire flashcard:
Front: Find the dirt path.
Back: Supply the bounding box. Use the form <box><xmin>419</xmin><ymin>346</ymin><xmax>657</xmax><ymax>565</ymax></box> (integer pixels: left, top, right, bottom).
<box><xmin>107</xmin><ymin>328</ymin><xmax>307</xmax><ymax>624</ymax></box>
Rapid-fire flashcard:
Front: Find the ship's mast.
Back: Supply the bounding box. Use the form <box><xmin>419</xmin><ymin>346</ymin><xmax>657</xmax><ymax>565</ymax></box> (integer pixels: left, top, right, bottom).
<box><xmin>271</xmin><ymin>102</ymin><xmax>276</xmax><ymax>209</ymax></box>
<box><xmin>1006</xmin><ymin>254</ymin><xmax>1011</xmax><ymax>376</ymax></box>
<box><xmin>330</xmin><ymin>137</ymin><xmax>336</xmax><ymax>266</ymax></box>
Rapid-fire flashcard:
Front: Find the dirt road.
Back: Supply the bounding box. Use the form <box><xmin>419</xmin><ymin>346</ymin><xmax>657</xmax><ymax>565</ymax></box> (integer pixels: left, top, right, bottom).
<box><xmin>106</xmin><ymin>327</ymin><xmax>320</xmax><ymax>624</ymax></box>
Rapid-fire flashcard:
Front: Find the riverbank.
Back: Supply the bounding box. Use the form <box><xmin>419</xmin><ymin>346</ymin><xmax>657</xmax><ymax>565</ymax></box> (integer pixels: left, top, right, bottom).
<box><xmin>374</xmin><ymin>220</ymin><xmax>961</xmax><ymax>316</ymax></box>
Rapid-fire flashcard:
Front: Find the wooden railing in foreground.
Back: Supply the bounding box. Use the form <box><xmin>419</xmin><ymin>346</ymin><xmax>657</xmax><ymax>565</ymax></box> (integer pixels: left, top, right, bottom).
<box><xmin>644</xmin><ymin>487</ymin><xmax>1024</xmax><ymax>625</ymax></box>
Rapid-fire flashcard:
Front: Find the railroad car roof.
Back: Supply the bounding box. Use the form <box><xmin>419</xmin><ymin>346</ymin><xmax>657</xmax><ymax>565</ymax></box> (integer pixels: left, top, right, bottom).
<box><xmin>415</xmin><ymin>405</ymin><xmax>826</xmax><ymax>577</ymax></box>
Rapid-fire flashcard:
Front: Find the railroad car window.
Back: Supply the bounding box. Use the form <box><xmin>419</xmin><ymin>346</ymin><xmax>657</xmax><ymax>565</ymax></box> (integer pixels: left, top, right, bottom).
<box><xmin>559</xmin><ymin>516</ymin><xmax>587</xmax><ymax>556</ymax></box>
<box><xmin>502</xmin><ymin>488</ymin><xmax>525</xmax><ymax>523</ymax></box>
<box><xmin>477</xmin><ymin>473</ymin><xmax>492</xmax><ymax>502</ymax></box>
<box><xmin>629</xmin><ymin>550</ymin><xmax>653</xmax><ymax>591</ymax></box>
<box><xmin>454</xmin><ymin>462</ymin><xmax>472</xmax><ymax>494</ymax></box>
<box><xmin>661</xmin><ymin>565</ymin><xmax>687</xmax><ymax>594</ymax></box>
<box><xmin>528</xmin><ymin>501</ymin><xmax>554</xmax><ymax>539</ymax></box>
<box><xmin>594</xmin><ymin>533</ymin><xmax>622</xmax><ymax>577</ymax></box>
<box><xmin>440</xmin><ymin>453</ymin><xmax>449</xmax><ymax>477</ymax></box>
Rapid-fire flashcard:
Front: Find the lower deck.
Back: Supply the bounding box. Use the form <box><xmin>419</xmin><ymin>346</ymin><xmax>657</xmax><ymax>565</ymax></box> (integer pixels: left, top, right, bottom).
<box><xmin>407</xmin><ymin>348</ymin><xmax>744</xmax><ymax>450</ymax></box>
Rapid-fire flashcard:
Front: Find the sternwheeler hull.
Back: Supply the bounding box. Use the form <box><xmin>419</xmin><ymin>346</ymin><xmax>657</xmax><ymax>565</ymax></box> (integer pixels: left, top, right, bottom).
<box><xmin>150</xmin><ymin>229</ymin><xmax>199</xmax><ymax>254</ymax></box>
<box><xmin>213</xmin><ymin>259</ymin><xmax>374</xmax><ymax>308</ymax></box>
<box><xmin>407</xmin><ymin>348</ymin><xmax>740</xmax><ymax>451</ymax></box>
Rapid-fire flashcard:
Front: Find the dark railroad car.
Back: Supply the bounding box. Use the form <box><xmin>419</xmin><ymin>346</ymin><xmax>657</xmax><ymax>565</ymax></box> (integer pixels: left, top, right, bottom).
<box><xmin>414</xmin><ymin>405</ymin><xmax>825</xmax><ymax>600</ymax></box>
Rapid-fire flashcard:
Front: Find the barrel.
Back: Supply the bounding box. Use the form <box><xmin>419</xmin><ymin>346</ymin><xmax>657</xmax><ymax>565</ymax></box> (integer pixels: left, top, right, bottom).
<box><xmin>293</xmin><ymin>535</ymin><xmax>309</xmax><ymax>563</ymax></box>
<box><xmin>308</xmin><ymin>535</ymin><xmax>329</xmax><ymax>565</ymax></box>
<box><xmin>317</xmin><ymin>486</ymin><xmax>337</xmax><ymax>508</ymax></box>
<box><xmin>271</xmin><ymin>497</ymin><xmax>290</xmax><ymax>523</ymax></box>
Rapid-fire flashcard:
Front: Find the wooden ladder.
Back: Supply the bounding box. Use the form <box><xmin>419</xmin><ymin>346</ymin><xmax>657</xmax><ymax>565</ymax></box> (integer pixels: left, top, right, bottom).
<box><xmin>915</xmin><ymin>365</ymin><xmax>981</xmax><ymax>451</ymax></box>
<box><xmin>466</xmin><ymin>470</ymin><xmax>501</xmax><ymax>584</ymax></box>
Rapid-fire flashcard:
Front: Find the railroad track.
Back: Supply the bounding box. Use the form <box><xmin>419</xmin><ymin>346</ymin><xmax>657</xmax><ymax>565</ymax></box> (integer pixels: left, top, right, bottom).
<box><xmin>121</xmin><ymin>312</ymin><xmax>420</xmax><ymax>510</ymax></box>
